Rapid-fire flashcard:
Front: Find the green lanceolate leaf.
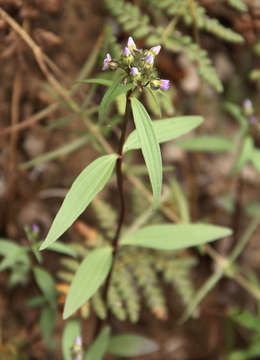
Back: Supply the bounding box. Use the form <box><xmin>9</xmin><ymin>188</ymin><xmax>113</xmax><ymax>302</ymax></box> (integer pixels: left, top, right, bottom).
<box><xmin>123</xmin><ymin>116</ymin><xmax>203</xmax><ymax>152</ymax></box>
<box><xmin>176</xmin><ymin>135</ymin><xmax>234</xmax><ymax>152</ymax></box>
<box><xmin>40</xmin><ymin>154</ymin><xmax>117</xmax><ymax>250</ymax></box>
<box><xmin>39</xmin><ymin>307</ymin><xmax>56</xmax><ymax>342</ymax></box>
<box><xmin>33</xmin><ymin>266</ymin><xmax>56</xmax><ymax>306</ymax></box>
<box><xmin>63</xmin><ymin>247</ymin><xmax>113</xmax><ymax>319</ymax></box>
<box><xmin>62</xmin><ymin>319</ymin><xmax>81</xmax><ymax>360</ymax></box>
<box><xmin>84</xmin><ymin>326</ymin><xmax>111</xmax><ymax>360</ymax></box>
<box><xmin>121</xmin><ymin>224</ymin><xmax>232</xmax><ymax>250</ymax></box>
<box><xmin>99</xmin><ymin>74</ymin><xmax>133</xmax><ymax>122</ymax></box>
<box><xmin>130</xmin><ymin>97</ymin><xmax>162</xmax><ymax>208</ymax></box>
<box><xmin>107</xmin><ymin>334</ymin><xmax>159</xmax><ymax>357</ymax></box>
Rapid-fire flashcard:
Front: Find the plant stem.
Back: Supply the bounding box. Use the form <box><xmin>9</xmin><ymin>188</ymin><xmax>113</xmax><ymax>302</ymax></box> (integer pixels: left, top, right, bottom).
<box><xmin>103</xmin><ymin>90</ymin><xmax>132</xmax><ymax>302</ymax></box>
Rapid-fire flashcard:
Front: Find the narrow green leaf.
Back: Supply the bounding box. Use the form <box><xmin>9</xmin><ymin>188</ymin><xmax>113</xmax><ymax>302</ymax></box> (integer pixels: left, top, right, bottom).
<box><xmin>62</xmin><ymin>319</ymin><xmax>81</xmax><ymax>360</ymax></box>
<box><xmin>39</xmin><ymin>307</ymin><xmax>56</xmax><ymax>342</ymax></box>
<box><xmin>176</xmin><ymin>135</ymin><xmax>234</xmax><ymax>152</ymax></box>
<box><xmin>63</xmin><ymin>247</ymin><xmax>112</xmax><ymax>319</ymax></box>
<box><xmin>107</xmin><ymin>334</ymin><xmax>159</xmax><ymax>357</ymax></box>
<box><xmin>121</xmin><ymin>224</ymin><xmax>232</xmax><ymax>250</ymax></box>
<box><xmin>99</xmin><ymin>75</ymin><xmax>133</xmax><ymax>122</ymax></box>
<box><xmin>130</xmin><ymin>97</ymin><xmax>162</xmax><ymax>207</ymax></box>
<box><xmin>33</xmin><ymin>266</ymin><xmax>56</xmax><ymax>306</ymax></box>
<box><xmin>123</xmin><ymin>116</ymin><xmax>203</xmax><ymax>153</ymax></box>
<box><xmin>84</xmin><ymin>326</ymin><xmax>111</xmax><ymax>360</ymax></box>
<box><xmin>47</xmin><ymin>241</ymin><xmax>77</xmax><ymax>257</ymax></box>
<box><xmin>40</xmin><ymin>154</ymin><xmax>117</xmax><ymax>250</ymax></box>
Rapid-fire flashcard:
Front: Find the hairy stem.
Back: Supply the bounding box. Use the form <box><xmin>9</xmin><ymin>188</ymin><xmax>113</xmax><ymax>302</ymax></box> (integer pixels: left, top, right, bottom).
<box><xmin>103</xmin><ymin>90</ymin><xmax>132</xmax><ymax>302</ymax></box>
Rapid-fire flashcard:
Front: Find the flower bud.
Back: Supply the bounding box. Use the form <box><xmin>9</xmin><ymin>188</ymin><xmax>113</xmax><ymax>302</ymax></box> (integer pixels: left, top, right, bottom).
<box><xmin>123</xmin><ymin>46</ymin><xmax>134</xmax><ymax>65</ymax></box>
<box><xmin>127</xmin><ymin>36</ymin><xmax>137</xmax><ymax>51</ymax></box>
<box><xmin>144</xmin><ymin>53</ymin><xmax>154</xmax><ymax>68</ymax></box>
<box><xmin>130</xmin><ymin>67</ymin><xmax>141</xmax><ymax>81</ymax></box>
<box><xmin>243</xmin><ymin>99</ymin><xmax>254</xmax><ymax>117</ymax></box>
<box><xmin>150</xmin><ymin>45</ymin><xmax>161</xmax><ymax>56</ymax></box>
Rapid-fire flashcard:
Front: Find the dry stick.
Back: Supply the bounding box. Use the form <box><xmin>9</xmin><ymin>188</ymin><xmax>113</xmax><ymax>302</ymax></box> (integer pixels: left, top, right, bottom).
<box><xmin>6</xmin><ymin>68</ymin><xmax>22</xmax><ymax>232</ymax></box>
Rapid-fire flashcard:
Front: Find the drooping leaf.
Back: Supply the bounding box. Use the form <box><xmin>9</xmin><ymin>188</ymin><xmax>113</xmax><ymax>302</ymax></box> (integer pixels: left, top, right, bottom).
<box><xmin>130</xmin><ymin>97</ymin><xmax>162</xmax><ymax>207</ymax></box>
<box><xmin>63</xmin><ymin>247</ymin><xmax>112</xmax><ymax>319</ymax></box>
<box><xmin>107</xmin><ymin>334</ymin><xmax>159</xmax><ymax>357</ymax></box>
<box><xmin>62</xmin><ymin>319</ymin><xmax>81</xmax><ymax>360</ymax></box>
<box><xmin>40</xmin><ymin>154</ymin><xmax>117</xmax><ymax>250</ymax></box>
<box><xmin>176</xmin><ymin>135</ymin><xmax>233</xmax><ymax>152</ymax></box>
<box><xmin>123</xmin><ymin>116</ymin><xmax>203</xmax><ymax>152</ymax></box>
<box><xmin>33</xmin><ymin>266</ymin><xmax>56</xmax><ymax>306</ymax></box>
<box><xmin>99</xmin><ymin>74</ymin><xmax>133</xmax><ymax>122</ymax></box>
<box><xmin>84</xmin><ymin>326</ymin><xmax>111</xmax><ymax>360</ymax></box>
<box><xmin>121</xmin><ymin>224</ymin><xmax>232</xmax><ymax>250</ymax></box>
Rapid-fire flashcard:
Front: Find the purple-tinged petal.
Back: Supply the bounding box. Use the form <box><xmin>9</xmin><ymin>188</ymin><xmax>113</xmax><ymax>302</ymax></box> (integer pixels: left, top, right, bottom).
<box><xmin>151</xmin><ymin>45</ymin><xmax>161</xmax><ymax>55</ymax></box>
<box><xmin>75</xmin><ymin>336</ymin><xmax>82</xmax><ymax>346</ymax></box>
<box><xmin>160</xmin><ymin>79</ymin><xmax>170</xmax><ymax>91</ymax></box>
<box><xmin>102</xmin><ymin>53</ymin><xmax>112</xmax><ymax>71</ymax></box>
<box><xmin>145</xmin><ymin>53</ymin><xmax>154</xmax><ymax>65</ymax></box>
<box><xmin>130</xmin><ymin>67</ymin><xmax>139</xmax><ymax>76</ymax></box>
<box><xmin>127</xmin><ymin>36</ymin><xmax>136</xmax><ymax>50</ymax></box>
<box><xmin>31</xmin><ymin>224</ymin><xmax>39</xmax><ymax>233</ymax></box>
<box><xmin>123</xmin><ymin>47</ymin><xmax>131</xmax><ymax>56</ymax></box>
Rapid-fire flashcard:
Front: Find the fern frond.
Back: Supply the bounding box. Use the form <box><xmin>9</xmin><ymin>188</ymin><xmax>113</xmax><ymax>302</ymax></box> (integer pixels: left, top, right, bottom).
<box><xmin>112</xmin><ymin>265</ymin><xmax>140</xmax><ymax>322</ymax></box>
<box><xmin>226</xmin><ymin>0</ymin><xmax>248</xmax><ymax>12</ymax></box>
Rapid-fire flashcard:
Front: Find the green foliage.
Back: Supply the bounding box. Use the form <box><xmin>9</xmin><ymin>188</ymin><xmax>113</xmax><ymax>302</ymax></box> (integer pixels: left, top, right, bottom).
<box><xmin>107</xmin><ymin>334</ymin><xmax>158</xmax><ymax>357</ymax></box>
<box><xmin>131</xmin><ymin>97</ymin><xmax>162</xmax><ymax>207</ymax></box>
<box><xmin>227</xmin><ymin>0</ymin><xmax>248</xmax><ymax>12</ymax></box>
<box><xmin>63</xmin><ymin>247</ymin><xmax>113</xmax><ymax>319</ymax></box>
<box><xmin>40</xmin><ymin>154</ymin><xmax>118</xmax><ymax>250</ymax></box>
<box><xmin>99</xmin><ymin>74</ymin><xmax>133</xmax><ymax>122</ymax></box>
<box><xmin>57</xmin><ymin>238</ymin><xmax>198</xmax><ymax>322</ymax></box>
<box><xmin>175</xmin><ymin>135</ymin><xmax>234</xmax><ymax>152</ymax></box>
<box><xmin>228</xmin><ymin>308</ymin><xmax>260</xmax><ymax>360</ymax></box>
<box><xmin>84</xmin><ymin>326</ymin><xmax>110</xmax><ymax>360</ymax></box>
<box><xmin>0</xmin><ymin>239</ymin><xmax>31</xmax><ymax>286</ymax></box>
<box><xmin>123</xmin><ymin>115</ymin><xmax>203</xmax><ymax>152</ymax></box>
<box><xmin>121</xmin><ymin>224</ymin><xmax>232</xmax><ymax>249</ymax></box>
<box><xmin>62</xmin><ymin>319</ymin><xmax>81</xmax><ymax>360</ymax></box>
<box><xmin>33</xmin><ymin>266</ymin><xmax>56</xmax><ymax>307</ymax></box>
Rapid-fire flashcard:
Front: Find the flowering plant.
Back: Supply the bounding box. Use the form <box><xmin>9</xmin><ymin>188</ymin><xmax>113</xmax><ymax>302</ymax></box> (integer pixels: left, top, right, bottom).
<box><xmin>38</xmin><ymin>35</ymin><xmax>232</xmax><ymax>358</ymax></box>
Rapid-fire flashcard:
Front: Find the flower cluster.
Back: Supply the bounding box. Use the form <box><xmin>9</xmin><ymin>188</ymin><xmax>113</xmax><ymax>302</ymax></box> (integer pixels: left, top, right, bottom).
<box><xmin>102</xmin><ymin>36</ymin><xmax>170</xmax><ymax>91</ymax></box>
